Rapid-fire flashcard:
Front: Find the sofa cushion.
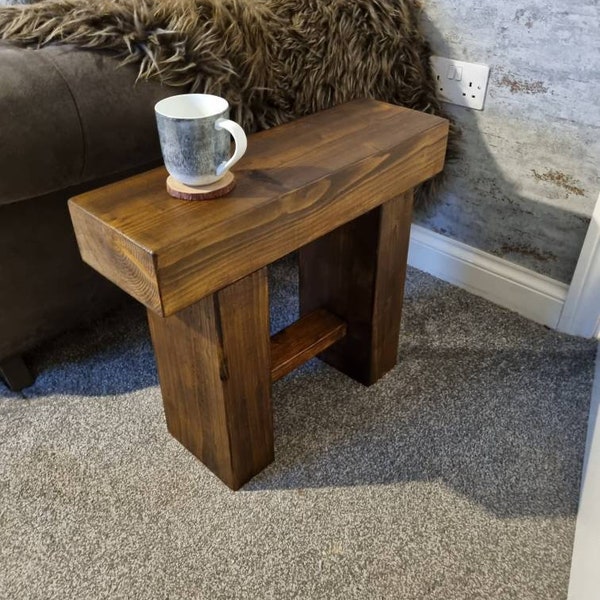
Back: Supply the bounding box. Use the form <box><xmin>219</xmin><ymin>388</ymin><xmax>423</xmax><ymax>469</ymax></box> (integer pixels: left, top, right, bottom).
<box><xmin>0</xmin><ymin>42</ymin><xmax>178</xmax><ymax>206</ymax></box>
<box><xmin>0</xmin><ymin>42</ymin><xmax>81</xmax><ymax>205</ymax></box>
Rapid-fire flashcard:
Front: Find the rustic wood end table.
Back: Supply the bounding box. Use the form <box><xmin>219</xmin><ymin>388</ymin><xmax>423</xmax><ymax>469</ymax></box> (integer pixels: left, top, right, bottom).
<box><xmin>69</xmin><ymin>99</ymin><xmax>448</xmax><ymax>490</ymax></box>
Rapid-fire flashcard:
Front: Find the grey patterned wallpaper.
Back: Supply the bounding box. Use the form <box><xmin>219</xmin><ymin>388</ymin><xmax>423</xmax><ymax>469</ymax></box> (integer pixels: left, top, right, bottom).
<box><xmin>417</xmin><ymin>0</ymin><xmax>599</xmax><ymax>284</ymax></box>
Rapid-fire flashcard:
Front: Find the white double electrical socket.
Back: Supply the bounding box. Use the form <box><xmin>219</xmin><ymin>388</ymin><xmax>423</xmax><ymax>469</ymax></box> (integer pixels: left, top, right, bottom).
<box><xmin>430</xmin><ymin>56</ymin><xmax>490</xmax><ymax>110</ymax></box>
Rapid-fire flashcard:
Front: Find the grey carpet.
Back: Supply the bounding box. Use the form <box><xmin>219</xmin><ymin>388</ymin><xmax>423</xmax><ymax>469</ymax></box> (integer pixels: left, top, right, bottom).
<box><xmin>0</xmin><ymin>257</ymin><xmax>596</xmax><ymax>600</ymax></box>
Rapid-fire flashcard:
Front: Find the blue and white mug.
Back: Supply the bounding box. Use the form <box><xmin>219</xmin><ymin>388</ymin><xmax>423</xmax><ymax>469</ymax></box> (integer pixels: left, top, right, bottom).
<box><xmin>154</xmin><ymin>94</ymin><xmax>247</xmax><ymax>186</ymax></box>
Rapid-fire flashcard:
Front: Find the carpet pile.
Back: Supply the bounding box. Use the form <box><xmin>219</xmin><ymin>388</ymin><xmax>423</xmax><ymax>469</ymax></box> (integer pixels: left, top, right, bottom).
<box><xmin>0</xmin><ymin>258</ymin><xmax>596</xmax><ymax>599</ymax></box>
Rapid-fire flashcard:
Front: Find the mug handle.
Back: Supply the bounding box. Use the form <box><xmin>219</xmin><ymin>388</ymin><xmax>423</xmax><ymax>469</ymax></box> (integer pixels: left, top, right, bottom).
<box><xmin>215</xmin><ymin>118</ymin><xmax>248</xmax><ymax>177</ymax></box>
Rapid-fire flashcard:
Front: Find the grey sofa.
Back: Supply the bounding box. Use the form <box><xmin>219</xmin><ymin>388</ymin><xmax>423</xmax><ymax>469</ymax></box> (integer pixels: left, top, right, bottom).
<box><xmin>0</xmin><ymin>42</ymin><xmax>181</xmax><ymax>390</ymax></box>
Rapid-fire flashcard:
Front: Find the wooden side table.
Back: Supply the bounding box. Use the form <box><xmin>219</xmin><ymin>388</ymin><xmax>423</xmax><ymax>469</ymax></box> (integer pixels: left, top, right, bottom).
<box><xmin>69</xmin><ymin>99</ymin><xmax>448</xmax><ymax>490</ymax></box>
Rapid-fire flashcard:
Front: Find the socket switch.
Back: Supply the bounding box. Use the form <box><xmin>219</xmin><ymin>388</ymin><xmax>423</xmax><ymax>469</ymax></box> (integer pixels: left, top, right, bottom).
<box><xmin>430</xmin><ymin>56</ymin><xmax>490</xmax><ymax>110</ymax></box>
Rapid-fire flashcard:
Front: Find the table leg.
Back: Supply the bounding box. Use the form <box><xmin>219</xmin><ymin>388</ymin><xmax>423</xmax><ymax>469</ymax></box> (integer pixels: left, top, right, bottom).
<box><xmin>299</xmin><ymin>191</ymin><xmax>414</xmax><ymax>385</ymax></box>
<box><xmin>147</xmin><ymin>268</ymin><xmax>273</xmax><ymax>490</ymax></box>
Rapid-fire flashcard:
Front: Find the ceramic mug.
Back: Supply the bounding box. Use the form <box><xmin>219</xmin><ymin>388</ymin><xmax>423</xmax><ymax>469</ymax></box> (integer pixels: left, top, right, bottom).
<box><xmin>154</xmin><ymin>94</ymin><xmax>247</xmax><ymax>186</ymax></box>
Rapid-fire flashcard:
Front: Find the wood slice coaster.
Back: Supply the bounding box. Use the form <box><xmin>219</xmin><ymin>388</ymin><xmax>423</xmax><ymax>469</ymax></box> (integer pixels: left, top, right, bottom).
<box><xmin>166</xmin><ymin>172</ymin><xmax>236</xmax><ymax>201</ymax></box>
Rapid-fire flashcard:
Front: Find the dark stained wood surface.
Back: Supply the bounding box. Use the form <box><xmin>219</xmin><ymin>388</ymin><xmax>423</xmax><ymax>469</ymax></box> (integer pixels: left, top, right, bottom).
<box><xmin>270</xmin><ymin>309</ymin><xmax>347</xmax><ymax>382</ymax></box>
<box><xmin>69</xmin><ymin>99</ymin><xmax>448</xmax><ymax>316</ymax></box>
<box><xmin>299</xmin><ymin>191</ymin><xmax>414</xmax><ymax>385</ymax></box>
<box><xmin>147</xmin><ymin>268</ymin><xmax>273</xmax><ymax>490</ymax></box>
<box><xmin>70</xmin><ymin>100</ymin><xmax>449</xmax><ymax>489</ymax></box>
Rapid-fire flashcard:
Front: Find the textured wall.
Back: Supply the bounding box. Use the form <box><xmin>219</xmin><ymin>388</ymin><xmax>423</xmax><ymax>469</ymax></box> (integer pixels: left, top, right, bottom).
<box><xmin>417</xmin><ymin>0</ymin><xmax>600</xmax><ymax>284</ymax></box>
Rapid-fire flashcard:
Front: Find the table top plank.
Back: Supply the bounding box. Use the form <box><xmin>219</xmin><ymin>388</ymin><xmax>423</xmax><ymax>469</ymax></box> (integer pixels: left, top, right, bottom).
<box><xmin>69</xmin><ymin>99</ymin><xmax>449</xmax><ymax>316</ymax></box>
<box><xmin>238</xmin><ymin>99</ymin><xmax>401</xmax><ymax>170</ymax></box>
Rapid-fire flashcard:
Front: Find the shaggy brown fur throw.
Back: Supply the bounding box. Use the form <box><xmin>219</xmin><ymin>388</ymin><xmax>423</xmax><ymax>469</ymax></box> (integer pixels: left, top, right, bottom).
<box><xmin>0</xmin><ymin>0</ymin><xmax>454</xmax><ymax>204</ymax></box>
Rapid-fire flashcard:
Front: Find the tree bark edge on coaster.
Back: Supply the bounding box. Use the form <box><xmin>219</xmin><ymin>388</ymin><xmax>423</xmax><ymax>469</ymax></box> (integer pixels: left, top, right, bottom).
<box><xmin>166</xmin><ymin>172</ymin><xmax>236</xmax><ymax>200</ymax></box>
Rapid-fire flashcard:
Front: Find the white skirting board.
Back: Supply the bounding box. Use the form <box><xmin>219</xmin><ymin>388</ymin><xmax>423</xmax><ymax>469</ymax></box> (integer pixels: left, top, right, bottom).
<box><xmin>407</xmin><ymin>224</ymin><xmax>570</xmax><ymax>330</ymax></box>
<box><xmin>557</xmin><ymin>196</ymin><xmax>600</xmax><ymax>338</ymax></box>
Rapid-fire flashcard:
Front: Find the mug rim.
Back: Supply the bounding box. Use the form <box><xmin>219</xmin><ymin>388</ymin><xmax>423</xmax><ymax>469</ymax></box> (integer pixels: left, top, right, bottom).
<box><xmin>155</xmin><ymin>93</ymin><xmax>229</xmax><ymax>120</ymax></box>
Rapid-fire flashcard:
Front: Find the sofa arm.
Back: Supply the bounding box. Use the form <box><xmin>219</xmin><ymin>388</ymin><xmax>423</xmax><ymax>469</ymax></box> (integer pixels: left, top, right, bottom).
<box><xmin>0</xmin><ymin>42</ymin><xmax>179</xmax><ymax>206</ymax></box>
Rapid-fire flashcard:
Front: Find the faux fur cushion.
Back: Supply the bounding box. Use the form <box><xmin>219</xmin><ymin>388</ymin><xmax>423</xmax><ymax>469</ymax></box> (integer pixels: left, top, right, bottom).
<box><xmin>0</xmin><ymin>0</ymin><xmax>453</xmax><ymax>204</ymax></box>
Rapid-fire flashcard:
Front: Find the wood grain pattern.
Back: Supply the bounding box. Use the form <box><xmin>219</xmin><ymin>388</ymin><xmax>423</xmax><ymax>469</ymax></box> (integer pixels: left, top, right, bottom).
<box><xmin>299</xmin><ymin>191</ymin><xmax>414</xmax><ymax>385</ymax></box>
<box><xmin>69</xmin><ymin>100</ymin><xmax>448</xmax><ymax>316</ymax></box>
<box><xmin>69</xmin><ymin>201</ymin><xmax>161</xmax><ymax>313</ymax></box>
<box><xmin>270</xmin><ymin>309</ymin><xmax>347</xmax><ymax>382</ymax></box>
<box><xmin>147</xmin><ymin>268</ymin><xmax>272</xmax><ymax>490</ymax></box>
